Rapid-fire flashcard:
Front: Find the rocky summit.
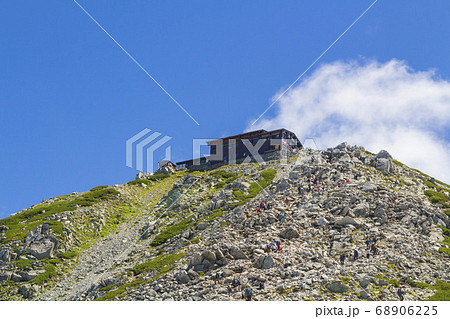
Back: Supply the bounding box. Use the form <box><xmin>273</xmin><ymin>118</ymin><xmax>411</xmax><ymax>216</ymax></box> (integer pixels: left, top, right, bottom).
<box><xmin>0</xmin><ymin>144</ymin><xmax>449</xmax><ymax>301</ymax></box>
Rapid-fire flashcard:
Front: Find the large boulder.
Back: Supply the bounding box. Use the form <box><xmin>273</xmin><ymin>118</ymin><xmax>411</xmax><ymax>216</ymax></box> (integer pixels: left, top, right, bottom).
<box><xmin>276</xmin><ymin>179</ymin><xmax>290</xmax><ymax>193</ymax></box>
<box><xmin>353</xmin><ymin>202</ymin><xmax>370</xmax><ymax>217</ymax></box>
<box><xmin>374</xmin><ymin>206</ymin><xmax>386</xmax><ymax>219</ymax></box>
<box><xmin>136</xmin><ymin>172</ymin><xmax>153</xmax><ymax>180</ymax></box>
<box><xmin>197</xmin><ymin>222</ymin><xmax>207</xmax><ymax>231</ymax></box>
<box><xmin>327</xmin><ymin>281</ymin><xmax>349</xmax><ymax>293</ymax></box>
<box><xmin>25</xmin><ymin>224</ymin><xmax>58</xmax><ymax>260</ymax></box>
<box><xmin>0</xmin><ymin>249</ymin><xmax>10</xmax><ymax>263</ymax></box>
<box><xmin>229</xmin><ymin>247</ymin><xmax>247</xmax><ymax>260</ymax></box>
<box><xmin>255</xmin><ymin>255</ymin><xmax>275</xmax><ymax>269</ymax></box>
<box><xmin>190</xmin><ymin>253</ymin><xmax>203</xmax><ymax>266</ymax></box>
<box><xmin>279</xmin><ymin>227</ymin><xmax>299</xmax><ymax>240</ymax></box>
<box><xmin>360</xmin><ymin>290</ymin><xmax>370</xmax><ymax>299</ymax></box>
<box><xmin>154</xmin><ymin>165</ymin><xmax>176</xmax><ymax>175</ymax></box>
<box><xmin>18</xmin><ymin>284</ymin><xmax>39</xmax><ymax>299</ymax></box>
<box><xmin>359</xmin><ymin>277</ymin><xmax>371</xmax><ymax>289</ymax></box>
<box><xmin>214</xmin><ymin>248</ymin><xmax>225</xmax><ymax>260</ymax></box>
<box><xmin>0</xmin><ymin>271</ymin><xmax>12</xmax><ymax>282</ymax></box>
<box><xmin>176</xmin><ymin>270</ymin><xmax>191</xmax><ymax>284</ymax></box>
<box><xmin>334</xmin><ymin>216</ymin><xmax>359</xmax><ymax>228</ymax></box>
<box><xmin>361</xmin><ymin>183</ymin><xmax>378</xmax><ymax>192</ymax></box>
<box><xmin>375</xmin><ymin>279</ymin><xmax>389</xmax><ymax>286</ymax></box>
<box><xmin>429</xmin><ymin>228</ymin><xmax>444</xmax><ymax>242</ymax></box>
<box><xmin>335</xmin><ymin>142</ymin><xmax>348</xmax><ymax>150</ymax></box>
<box><xmin>201</xmin><ymin>250</ymin><xmax>216</xmax><ymax>263</ymax></box>
<box><xmin>222</xmin><ymin>269</ymin><xmax>234</xmax><ymax>277</ymax></box>
<box><xmin>27</xmin><ymin>237</ymin><xmax>58</xmax><ymax>260</ymax></box>
<box><xmin>375</xmin><ymin>150</ymin><xmax>393</xmax><ymax>173</ymax></box>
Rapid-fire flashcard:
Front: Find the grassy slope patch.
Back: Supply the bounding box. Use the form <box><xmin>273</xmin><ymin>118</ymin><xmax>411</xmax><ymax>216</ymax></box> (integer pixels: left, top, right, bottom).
<box><xmin>230</xmin><ymin>168</ymin><xmax>277</xmax><ymax>207</ymax></box>
<box><xmin>95</xmin><ymin>279</ymin><xmax>146</xmax><ymax>301</ymax></box>
<box><xmin>150</xmin><ymin>216</ymin><xmax>194</xmax><ymax>247</ymax></box>
<box><xmin>427</xmin><ymin>280</ymin><xmax>450</xmax><ymax>301</ymax></box>
<box><xmin>132</xmin><ymin>253</ymin><xmax>185</xmax><ymax>275</ymax></box>
<box><xmin>31</xmin><ymin>264</ymin><xmax>56</xmax><ymax>285</ymax></box>
<box><xmin>211</xmin><ymin>170</ymin><xmax>239</xmax><ymax>189</ymax></box>
<box><xmin>95</xmin><ymin>253</ymin><xmax>185</xmax><ymax>301</ymax></box>
<box><xmin>0</xmin><ymin>187</ymin><xmax>120</xmax><ymax>243</ymax></box>
<box><xmin>423</xmin><ymin>190</ymin><xmax>450</xmax><ymax>208</ymax></box>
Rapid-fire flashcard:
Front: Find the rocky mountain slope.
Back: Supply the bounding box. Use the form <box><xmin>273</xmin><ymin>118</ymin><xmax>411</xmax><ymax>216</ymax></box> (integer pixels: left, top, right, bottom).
<box><xmin>0</xmin><ymin>143</ymin><xmax>449</xmax><ymax>301</ymax></box>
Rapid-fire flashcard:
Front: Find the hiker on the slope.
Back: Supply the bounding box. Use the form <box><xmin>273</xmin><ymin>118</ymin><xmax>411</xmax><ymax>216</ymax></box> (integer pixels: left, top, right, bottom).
<box><xmin>340</xmin><ymin>253</ymin><xmax>346</xmax><ymax>265</ymax></box>
<box><xmin>244</xmin><ymin>287</ymin><xmax>253</xmax><ymax>301</ymax></box>
<box><xmin>259</xmin><ymin>281</ymin><xmax>265</xmax><ymax>290</ymax></box>
<box><xmin>276</xmin><ymin>240</ymin><xmax>282</xmax><ymax>252</ymax></box>
<box><xmin>397</xmin><ymin>286</ymin><xmax>405</xmax><ymax>301</ymax></box>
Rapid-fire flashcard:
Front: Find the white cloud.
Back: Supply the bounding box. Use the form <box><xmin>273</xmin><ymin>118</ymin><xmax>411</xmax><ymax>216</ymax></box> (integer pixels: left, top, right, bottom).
<box><xmin>249</xmin><ymin>59</ymin><xmax>450</xmax><ymax>183</ymax></box>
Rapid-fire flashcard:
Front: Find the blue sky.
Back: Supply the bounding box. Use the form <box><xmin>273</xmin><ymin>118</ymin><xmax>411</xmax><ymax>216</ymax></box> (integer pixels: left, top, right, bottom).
<box><xmin>1</xmin><ymin>0</ymin><xmax>449</xmax><ymax>218</ymax></box>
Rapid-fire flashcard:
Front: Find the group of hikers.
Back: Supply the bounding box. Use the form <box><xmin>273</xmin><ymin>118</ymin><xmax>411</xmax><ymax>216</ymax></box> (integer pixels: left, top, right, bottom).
<box><xmin>267</xmin><ymin>240</ymin><xmax>282</xmax><ymax>252</ymax></box>
<box><xmin>244</xmin><ymin>199</ymin><xmax>291</xmax><ymax>224</ymax></box>
<box><xmin>245</xmin><ymin>201</ymin><xmax>270</xmax><ymax>218</ymax></box>
<box><xmin>296</xmin><ymin>167</ymin><xmax>353</xmax><ymax>199</ymax></box>
<box><xmin>339</xmin><ymin>237</ymin><xmax>380</xmax><ymax>265</ymax></box>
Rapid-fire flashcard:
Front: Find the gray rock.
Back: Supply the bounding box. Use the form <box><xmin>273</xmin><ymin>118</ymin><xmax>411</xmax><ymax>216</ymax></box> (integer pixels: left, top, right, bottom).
<box><xmin>193</xmin><ymin>265</ymin><xmax>207</xmax><ymax>273</ymax></box>
<box><xmin>25</xmin><ymin>224</ymin><xmax>58</xmax><ymax>260</ymax></box>
<box><xmin>214</xmin><ymin>249</ymin><xmax>224</xmax><ymax>260</ymax></box>
<box><xmin>225</xmin><ymin>182</ymin><xmax>250</xmax><ymax>190</ymax></box>
<box><xmin>327</xmin><ymin>281</ymin><xmax>349</xmax><ymax>293</ymax></box>
<box><xmin>318</xmin><ymin>217</ymin><xmax>329</xmax><ymax>227</ymax></box>
<box><xmin>176</xmin><ymin>270</ymin><xmax>190</xmax><ymax>284</ymax></box>
<box><xmin>276</xmin><ymin>178</ymin><xmax>290</xmax><ymax>192</ymax></box>
<box><xmin>222</xmin><ymin>269</ymin><xmax>234</xmax><ymax>277</ymax></box>
<box><xmin>375</xmin><ymin>150</ymin><xmax>393</xmax><ymax>173</ymax></box>
<box><xmin>374</xmin><ymin>206</ymin><xmax>386</xmax><ymax>219</ymax></box>
<box><xmin>255</xmin><ymin>255</ymin><xmax>275</xmax><ymax>269</ymax></box>
<box><xmin>190</xmin><ymin>253</ymin><xmax>203</xmax><ymax>266</ymax></box>
<box><xmin>279</xmin><ymin>227</ymin><xmax>299</xmax><ymax>240</ymax></box>
<box><xmin>359</xmin><ymin>278</ymin><xmax>371</xmax><ymax>288</ymax></box>
<box><xmin>361</xmin><ymin>183</ymin><xmax>378</xmax><ymax>192</ymax></box>
<box><xmin>376</xmin><ymin>279</ymin><xmax>389</xmax><ymax>286</ymax></box>
<box><xmin>376</xmin><ymin>150</ymin><xmax>393</xmax><ymax>160</ymax></box>
<box><xmin>340</xmin><ymin>206</ymin><xmax>350</xmax><ymax>216</ymax></box>
<box><xmin>253</xmin><ymin>248</ymin><xmax>265</xmax><ymax>255</ymax></box>
<box><xmin>0</xmin><ymin>225</ymin><xmax>9</xmax><ymax>232</ymax></box>
<box><xmin>27</xmin><ymin>237</ymin><xmax>57</xmax><ymax>260</ymax></box>
<box><xmin>429</xmin><ymin>229</ymin><xmax>444</xmax><ymax>242</ymax></box>
<box><xmin>202</xmin><ymin>250</ymin><xmax>216</xmax><ymax>263</ymax></box>
<box><xmin>41</xmin><ymin>223</ymin><xmax>50</xmax><ymax>234</ymax></box>
<box><xmin>360</xmin><ymin>290</ymin><xmax>370</xmax><ymax>299</ymax></box>
<box><xmin>230</xmin><ymin>247</ymin><xmax>247</xmax><ymax>260</ymax></box>
<box><xmin>187</xmin><ymin>269</ymin><xmax>199</xmax><ymax>278</ymax></box>
<box><xmin>353</xmin><ymin>202</ymin><xmax>370</xmax><ymax>217</ymax></box>
<box><xmin>136</xmin><ymin>172</ymin><xmax>153</xmax><ymax>180</ymax></box>
<box><xmin>334</xmin><ymin>216</ymin><xmax>359</xmax><ymax>227</ymax></box>
<box><xmin>11</xmin><ymin>273</ymin><xmax>23</xmax><ymax>282</ymax></box>
<box><xmin>0</xmin><ymin>271</ymin><xmax>12</xmax><ymax>282</ymax></box>
<box><xmin>18</xmin><ymin>284</ymin><xmax>39</xmax><ymax>299</ymax></box>
<box><xmin>201</xmin><ymin>258</ymin><xmax>213</xmax><ymax>268</ymax></box>
<box><xmin>335</xmin><ymin>142</ymin><xmax>348</xmax><ymax>150</ymax></box>
<box><xmin>197</xmin><ymin>222</ymin><xmax>207</xmax><ymax>231</ymax></box>
<box><xmin>0</xmin><ymin>249</ymin><xmax>10</xmax><ymax>263</ymax></box>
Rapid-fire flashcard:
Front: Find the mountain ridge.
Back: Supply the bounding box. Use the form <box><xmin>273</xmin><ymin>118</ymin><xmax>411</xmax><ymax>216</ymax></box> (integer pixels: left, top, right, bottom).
<box><xmin>0</xmin><ymin>143</ymin><xmax>449</xmax><ymax>301</ymax></box>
